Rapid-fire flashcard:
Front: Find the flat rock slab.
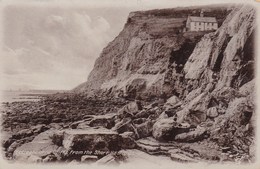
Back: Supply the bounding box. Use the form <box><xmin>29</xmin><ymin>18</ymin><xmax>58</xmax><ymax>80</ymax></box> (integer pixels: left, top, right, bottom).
<box><xmin>170</xmin><ymin>153</ymin><xmax>198</xmax><ymax>163</ymax></box>
<box><xmin>63</xmin><ymin>129</ymin><xmax>121</xmax><ymax>153</ymax></box>
<box><xmin>63</xmin><ymin>128</ymin><xmax>117</xmax><ymax>135</ymax></box>
<box><xmin>174</xmin><ymin>127</ymin><xmax>207</xmax><ymax>142</ymax></box>
<box><xmin>13</xmin><ymin>130</ymin><xmax>60</xmax><ymax>161</ymax></box>
<box><xmin>119</xmin><ymin>149</ymin><xmax>173</xmax><ymax>165</ymax></box>
<box><xmin>13</xmin><ymin>142</ymin><xmax>59</xmax><ymax>161</ymax></box>
<box><xmin>137</xmin><ymin>137</ymin><xmax>177</xmax><ymax>147</ymax></box>
<box><xmin>136</xmin><ymin>137</ymin><xmax>179</xmax><ymax>155</ymax></box>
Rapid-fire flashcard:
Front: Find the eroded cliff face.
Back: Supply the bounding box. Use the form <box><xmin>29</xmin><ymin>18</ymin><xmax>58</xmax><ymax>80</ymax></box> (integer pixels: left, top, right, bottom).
<box><xmin>74</xmin><ymin>5</ymin><xmax>234</xmax><ymax>100</ymax></box>
<box><xmin>75</xmin><ymin>4</ymin><xmax>255</xmax><ymax>126</ymax></box>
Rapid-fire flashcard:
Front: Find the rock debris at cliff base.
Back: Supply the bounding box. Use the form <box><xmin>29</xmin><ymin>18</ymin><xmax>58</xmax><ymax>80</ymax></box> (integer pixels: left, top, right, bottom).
<box><xmin>1</xmin><ymin>4</ymin><xmax>256</xmax><ymax>164</ymax></box>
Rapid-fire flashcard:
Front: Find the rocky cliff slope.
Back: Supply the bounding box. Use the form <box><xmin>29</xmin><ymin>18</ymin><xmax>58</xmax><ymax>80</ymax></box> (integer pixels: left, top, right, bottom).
<box><xmin>74</xmin><ymin>5</ymin><xmax>234</xmax><ymax>99</ymax></box>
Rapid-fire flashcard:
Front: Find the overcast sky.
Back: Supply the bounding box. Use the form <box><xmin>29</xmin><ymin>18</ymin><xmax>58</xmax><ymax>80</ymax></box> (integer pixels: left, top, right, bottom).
<box><xmin>0</xmin><ymin>0</ymin><xmax>245</xmax><ymax>90</ymax></box>
<box><xmin>1</xmin><ymin>5</ymin><xmax>134</xmax><ymax>90</ymax></box>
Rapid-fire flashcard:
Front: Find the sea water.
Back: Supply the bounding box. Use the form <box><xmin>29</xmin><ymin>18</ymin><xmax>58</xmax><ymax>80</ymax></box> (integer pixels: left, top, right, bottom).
<box><xmin>0</xmin><ymin>90</ymin><xmax>63</xmax><ymax>103</ymax></box>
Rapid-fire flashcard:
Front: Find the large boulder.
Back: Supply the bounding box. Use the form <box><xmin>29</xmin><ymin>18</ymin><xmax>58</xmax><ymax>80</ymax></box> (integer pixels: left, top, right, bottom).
<box><xmin>112</xmin><ymin>118</ymin><xmax>133</xmax><ymax>134</ymax></box>
<box><xmin>164</xmin><ymin>95</ymin><xmax>182</xmax><ymax>109</ymax></box>
<box><xmin>11</xmin><ymin>129</ymin><xmax>34</xmax><ymax>139</ymax></box>
<box><xmin>185</xmin><ymin>110</ymin><xmax>207</xmax><ymax>126</ymax></box>
<box><xmin>27</xmin><ymin>155</ymin><xmax>43</xmax><ymax>163</ymax></box>
<box><xmin>31</xmin><ymin>124</ymin><xmax>50</xmax><ymax>134</ymax></box>
<box><xmin>174</xmin><ymin>126</ymin><xmax>208</xmax><ymax>142</ymax></box>
<box><xmin>89</xmin><ymin>113</ymin><xmax>116</xmax><ymax>129</ymax></box>
<box><xmin>95</xmin><ymin>153</ymin><xmax>118</xmax><ymax>165</ymax></box>
<box><xmin>187</xmin><ymin>92</ymin><xmax>211</xmax><ymax>113</ymax></box>
<box><xmin>152</xmin><ymin>118</ymin><xmax>190</xmax><ymax>141</ymax></box>
<box><xmin>226</xmin><ymin>97</ymin><xmax>254</xmax><ymax>126</ymax></box>
<box><xmin>239</xmin><ymin>80</ymin><xmax>255</xmax><ymax>97</ymax></box>
<box><xmin>6</xmin><ymin>140</ymin><xmax>25</xmax><ymax>158</ymax></box>
<box><xmin>117</xmin><ymin>101</ymin><xmax>142</xmax><ymax>119</ymax></box>
<box><xmin>63</xmin><ymin>129</ymin><xmax>121</xmax><ymax>154</ymax></box>
<box><xmin>119</xmin><ymin>132</ymin><xmax>136</xmax><ymax>149</ymax></box>
<box><xmin>13</xmin><ymin>130</ymin><xmax>61</xmax><ymax>161</ymax></box>
<box><xmin>134</xmin><ymin>119</ymin><xmax>155</xmax><ymax>139</ymax></box>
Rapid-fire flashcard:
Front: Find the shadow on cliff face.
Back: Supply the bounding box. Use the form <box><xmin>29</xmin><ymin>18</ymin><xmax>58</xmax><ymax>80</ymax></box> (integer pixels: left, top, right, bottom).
<box><xmin>169</xmin><ymin>39</ymin><xmax>197</xmax><ymax>73</ymax></box>
<box><xmin>231</xmin><ymin>30</ymin><xmax>255</xmax><ymax>88</ymax></box>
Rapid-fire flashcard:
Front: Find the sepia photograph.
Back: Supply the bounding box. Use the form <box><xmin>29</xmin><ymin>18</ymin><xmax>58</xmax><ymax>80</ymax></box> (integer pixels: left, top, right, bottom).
<box><xmin>0</xmin><ymin>0</ymin><xmax>259</xmax><ymax>168</ymax></box>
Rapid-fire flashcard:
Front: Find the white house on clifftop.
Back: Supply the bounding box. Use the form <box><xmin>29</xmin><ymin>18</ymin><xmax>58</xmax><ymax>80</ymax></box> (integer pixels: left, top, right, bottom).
<box><xmin>186</xmin><ymin>11</ymin><xmax>218</xmax><ymax>31</ymax></box>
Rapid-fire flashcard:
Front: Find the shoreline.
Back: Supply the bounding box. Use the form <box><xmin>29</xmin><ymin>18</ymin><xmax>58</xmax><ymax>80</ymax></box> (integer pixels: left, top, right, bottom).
<box><xmin>0</xmin><ymin>93</ymin><xmax>254</xmax><ymax>164</ymax></box>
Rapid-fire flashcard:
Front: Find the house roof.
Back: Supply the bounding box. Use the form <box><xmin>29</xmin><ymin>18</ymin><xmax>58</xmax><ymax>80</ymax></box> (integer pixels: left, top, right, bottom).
<box><xmin>188</xmin><ymin>16</ymin><xmax>217</xmax><ymax>23</ymax></box>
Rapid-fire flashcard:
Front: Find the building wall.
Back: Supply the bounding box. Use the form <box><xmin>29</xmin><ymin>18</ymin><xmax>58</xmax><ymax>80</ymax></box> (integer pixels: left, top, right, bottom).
<box><xmin>190</xmin><ymin>22</ymin><xmax>195</xmax><ymax>31</ymax></box>
<box><xmin>196</xmin><ymin>22</ymin><xmax>205</xmax><ymax>31</ymax></box>
<box><xmin>186</xmin><ymin>18</ymin><xmax>191</xmax><ymax>30</ymax></box>
<box><xmin>190</xmin><ymin>21</ymin><xmax>218</xmax><ymax>31</ymax></box>
<box><xmin>213</xmin><ymin>23</ymin><xmax>218</xmax><ymax>30</ymax></box>
<box><xmin>205</xmin><ymin>22</ymin><xmax>212</xmax><ymax>30</ymax></box>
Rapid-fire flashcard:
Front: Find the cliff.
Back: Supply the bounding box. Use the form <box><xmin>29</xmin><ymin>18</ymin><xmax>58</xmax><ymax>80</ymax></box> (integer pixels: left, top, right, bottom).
<box><xmin>73</xmin><ymin>5</ymin><xmax>235</xmax><ymax>99</ymax></box>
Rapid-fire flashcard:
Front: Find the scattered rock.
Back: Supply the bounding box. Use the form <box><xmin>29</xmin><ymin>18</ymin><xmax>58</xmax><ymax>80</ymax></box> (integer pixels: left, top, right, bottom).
<box><xmin>134</xmin><ymin>120</ymin><xmax>154</xmax><ymax>139</ymax></box>
<box><xmin>81</xmin><ymin>155</ymin><xmax>98</xmax><ymax>162</ymax></box>
<box><xmin>95</xmin><ymin>154</ymin><xmax>117</xmax><ymax>165</ymax></box>
<box><xmin>112</xmin><ymin>118</ymin><xmax>133</xmax><ymax>134</ymax></box>
<box><xmin>186</xmin><ymin>110</ymin><xmax>207</xmax><ymax>126</ymax></box>
<box><xmin>49</xmin><ymin>123</ymin><xmax>63</xmax><ymax>130</ymax></box>
<box><xmin>63</xmin><ymin>129</ymin><xmax>121</xmax><ymax>153</ymax></box>
<box><xmin>136</xmin><ymin>137</ymin><xmax>176</xmax><ymax>155</ymax></box>
<box><xmin>187</xmin><ymin>93</ymin><xmax>211</xmax><ymax>113</ymax></box>
<box><xmin>13</xmin><ymin>130</ymin><xmax>61</xmax><ymax>161</ymax></box>
<box><xmin>174</xmin><ymin>127</ymin><xmax>208</xmax><ymax>142</ymax></box>
<box><xmin>6</xmin><ymin>140</ymin><xmax>24</xmax><ymax>157</ymax></box>
<box><xmin>221</xmin><ymin>147</ymin><xmax>231</xmax><ymax>153</ymax></box>
<box><xmin>164</xmin><ymin>95</ymin><xmax>182</xmax><ymax>109</ymax></box>
<box><xmin>32</xmin><ymin>124</ymin><xmax>50</xmax><ymax>133</ymax></box>
<box><xmin>89</xmin><ymin>113</ymin><xmax>116</xmax><ymax>129</ymax></box>
<box><xmin>135</xmin><ymin>110</ymin><xmax>150</xmax><ymax>118</ymax></box>
<box><xmin>27</xmin><ymin>155</ymin><xmax>42</xmax><ymax>163</ymax></box>
<box><xmin>239</xmin><ymin>80</ymin><xmax>254</xmax><ymax>96</ymax></box>
<box><xmin>170</xmin><ymin>151</ymin><xmax>198</xmax><ymax>163</ymax></box>
<box><xmin>152</xmin><ymin>118</ymin><xmax>190</xmax><ymax>141</ymax></box>
<box><xmin>52</xmin><ymin>118</ymin><xmax>62</xmax><ymax>123</ymax></box>
<box><xmin>206</xmin><ymin>107</ymin><xmax>219</xmax><ymax>118</ymax></box>
<box><xmin>117</xmin><ymin>101</ymin><xmax>142</xmax><ymax>119</ymax></box>
<box><xmin>2</xmin><ymin>136</ymin><xmax>15</xmax><ymax>150</ymax></box>
<box><xmin>119</xmin><ymin>132</ymin><xmax>136</xmax><ymax>149</ymax></box>
<box><xmin>77</xmin><ymin>121</ymin><xmax>92</xmax><ymax>129</ymax></box>
<box><xmin>12</xmin><ymin>129</ymin><xmax>33</xmax><ymax>139</ymax></box>
<box><xmin>42</xmin><ymin>154</ymin><xmax>57</xmax><ymax>162</ymax></box>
